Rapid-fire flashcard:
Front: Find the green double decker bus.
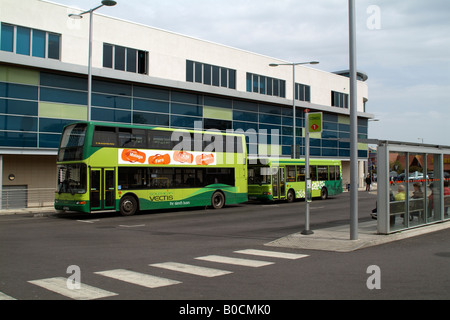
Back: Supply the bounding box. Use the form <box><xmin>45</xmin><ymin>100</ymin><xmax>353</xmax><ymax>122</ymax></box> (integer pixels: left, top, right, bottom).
<box><xmin>248</xmin><ymin>158</ymin><xmax>343</xmax><ymax>202</ymax></box>
<box><xmin>55</xmin><ymin>122</ymin><xmax>248</xmax><ymax>216</ymax></box>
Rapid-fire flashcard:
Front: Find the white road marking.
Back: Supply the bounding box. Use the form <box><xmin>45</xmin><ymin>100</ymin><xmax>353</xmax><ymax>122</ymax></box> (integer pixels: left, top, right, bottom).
<box><xmin>235</xmin><ymin>249</ymin><xmax>309</xmax><ymax>260</ymax></box>
<box><xmin>0</xmin><ymin>291</ymin><xmax>16</xmax><ymax>300</ymax></box>
<box><xmin>150</xmin><ymin>262</ymin><xmax>232</xmax><ymax>278</ymax></box>
<box><xmin>28</xmin><ymin>277</ymin><xmax>117</xmax><ymax>300</ymax></box>
<box><xmin>95</xmin><ymin>269</ymin><xmax>181</xmax><ymax>288</ymax></box>
<box><xmin>195</xmin><ymin>255</ymin><xmax>273</xmax><ymax>267</ymax></box>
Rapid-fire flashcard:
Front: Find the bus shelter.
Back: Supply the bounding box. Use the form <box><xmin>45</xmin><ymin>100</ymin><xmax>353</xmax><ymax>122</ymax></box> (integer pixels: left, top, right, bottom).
<box><xmin>377</xmin><ymin>141</ymin><xmax>450</xmax><ymax>234</ymax></box>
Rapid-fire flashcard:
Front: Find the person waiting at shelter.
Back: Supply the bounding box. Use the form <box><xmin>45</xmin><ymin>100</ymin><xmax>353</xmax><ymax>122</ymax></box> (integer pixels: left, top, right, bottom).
<box><xmin>395</xmin><ymin>185</ymin><xmax>406</xmax><ymax>201</ymax></box>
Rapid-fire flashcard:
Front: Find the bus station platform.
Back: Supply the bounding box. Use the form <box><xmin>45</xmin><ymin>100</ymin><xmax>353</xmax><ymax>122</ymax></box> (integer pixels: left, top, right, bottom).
<box><xmin>266</xmin><ymin>219</ymin><xmax>450</xmax><ymax>252</ymax></box>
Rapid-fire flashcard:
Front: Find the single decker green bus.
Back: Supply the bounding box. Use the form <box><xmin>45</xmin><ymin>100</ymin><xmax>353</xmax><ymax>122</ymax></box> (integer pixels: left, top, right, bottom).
<box><xmin>55</xmin><ymin>121</ymin><xmax>248</xmax><ymax>216</ymax></box>
<box><xmin>248</xmin><ymin>158</ymin><xmax>343</xmax><ymax>202</ymax></box>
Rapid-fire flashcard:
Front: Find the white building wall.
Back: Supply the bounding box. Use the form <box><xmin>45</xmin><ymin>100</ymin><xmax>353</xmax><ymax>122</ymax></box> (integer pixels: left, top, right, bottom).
<box><xmin>1</xmin><ymin>0</ymin><xmax>368</xmax><ymax>112</ymax></box>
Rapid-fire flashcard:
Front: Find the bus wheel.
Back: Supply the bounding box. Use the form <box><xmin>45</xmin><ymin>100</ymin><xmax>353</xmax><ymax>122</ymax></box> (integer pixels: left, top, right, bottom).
<box><xmin>211</xmin><ymin>191</ymin><xmax>225</xmax><ymax>209</ymax></box>
<box><xmin>287</xmin><ymin>190</ymin><xmax>295</xmax><ymax>203</ymax></box>
<box><xmin>119</xmin><ymin>195</ymin><xmax>138</xmax><ymax>216</ymax></box>
<box><xmin>320</xmin><ymin>187</ymin><xmax>328</xmax><ymax>200</ymax></box>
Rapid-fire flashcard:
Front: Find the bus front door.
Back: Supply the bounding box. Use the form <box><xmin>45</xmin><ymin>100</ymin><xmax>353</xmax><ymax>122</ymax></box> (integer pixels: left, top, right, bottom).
<box><xmin>90</xmin><ymin>168</ymin><xmax>116</xmax><ymax>211</ymax></box>
<box><xmin>272</xmin><ymin>167</ymin><xmax>286</xmax><ymax>200</ymax></box>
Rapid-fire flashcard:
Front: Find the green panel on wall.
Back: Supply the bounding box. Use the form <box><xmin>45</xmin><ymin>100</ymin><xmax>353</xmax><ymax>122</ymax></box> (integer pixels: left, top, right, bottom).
<box><xmin>0</xmin><ymin>65</ymin><xmax>39</xmax><ymax>86</ymax></box>
<box><xmin>39</xmin><ymin>102</ymin><xmax>87</xmax><ymax>120</ymax></box>
<box><xmin>203</xmin><ymin>106</ymin><xmax>232</xmax><ymax>121</ymax></box>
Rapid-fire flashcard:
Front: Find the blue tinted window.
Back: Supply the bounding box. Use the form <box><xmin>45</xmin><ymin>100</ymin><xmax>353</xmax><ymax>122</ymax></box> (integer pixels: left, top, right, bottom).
<box><xmin>0</xmin><ymin>82</ymin><xmax>38</xmax><ymax>100</ymax></box>
<box><xmin>40</xmin><ymin>73</ymin><xmax>87</xmax><ymax>91</ymax></box>
<box><xmin>171</xmin><ymin>91</ymin><xmax>201</xmax><ymax>105</ymax></box>
<box><xmin>0</xmin><ymin>115</ymin><xmax>37</xmax><ymax>131</ymax></box>
<box><xmin>92</xmin><ymin>93</ymin><xmax>131</xmax><ymax>109</ymax></box>
<box><xmin>40</xmin><ymin>87</ymin><xmax>87</xmax><ymax>105</ymax></box>
<box><xmin>103</xmin><ymin>43</ymin><xmax>113</xmax><ymax>68</ymax></box>
<box><xmin>282</xmin><ymin>116</ymin><xmax>293</xmax><ymax>127</ymax></box>
<box><xmin>204</xmin><ymin>96</ymin><xmax>231</xmax><ymax>108</ymax></box>
<box><xmin>233</xmin><ymin>121</ymin><xmax>258</xmax><ymax>132</ymax></box>
<box><xmin>1</xmin><ymin>24</ymin><xmax>14</xmax><ymax>52</ymax></box>
<box><xmin>32</xmin><ymin>29</ymin><xmax>46</xmax><ymax>58</ymax></box>
<box><xmin>259</xmin><ymin>113</ymin><xmax>281</xmax><ymax>125</ymax></box>
<box><xmin>91</xmin><ymin>107</ymin><xmax>131</xmax><ymax>123</ymax></box>
<box><xmin>114</xmin><ymin>46</ymin><xmax>125</xmax><ymax>70</ymax></box>
<box><xmin>16</xmin><ymin>27</ymin><xmax>31</xmax><ymax>55</ymax></box>
<box><xmin>260</xmin><ymin>104</ymin><xmax>281</xmax><ymax>115</ymax></box>
<box><xmin>93</xmin><ymin>80</ymin><xmax>131</xmax><ymax>96</ymax></box>
<box><xmin>133</xmin><ymin>111</ymin><xmax>169</xmax><ymax>127</ymax></box>
<box><xmin>126</xmin><ymin>48</ymin><xmax>137</xmax><ymax>73</ymax></box>
<box><xmin>323</xmin><ymin>148</ymin><xmax>338</xmax><ymax>157</ymax></box>
<box><xmin>282</xmin><ymin>136</ymin><xmax>293</xmax><ymax>146</ymax></box>
<box><xmin>233</xmin><ymin>110</ymin><xmax>258</xmax><ymax>123</ymax></box>
<box><xmin>234</xmin><ymin>101</ymin><xmax>258</xmax><ymax>112</ymax></box>
<box><xmin>0</xmin><ymin>131</ymin><xmax>37</xmax><ymax>148</ymax></box>
<box><xmin>48</xmin><ymin>33</ymin><xmax>60</xmax><ymax>60</ymax></box>
<box><xmin>133</xmin><ymin>98</ymin><xmax>169</xmax><ymax>113</ymax></box>
<box><xmin>39</xmin><ymin>133</ymin><xmax>61</xmax><ymax>148</ymax></box>
<box><xmin>39</xmin><ymin>118</ymin><xmax>74</xmax><ymax>133</ymax></box>
<box><xmin>0</xmin><ymin>99</ymin><xmax>38</xmax><ymax>116</ymax></box>
<box><xmin>282</xmin><ymin>126</ymin><xmax>293</xmax><ymax>136</ymax></box>
<box><xmin>170</xmin><ymin>115</ymin><xmax>201</xmax><ymax>129</ymax></box>
<box><xmin>186</xmin><ymin>60</ymin><xmax>194</xmax><ymax>82</ymax></box>
<box><xmin>133</xmin><ymin>86</ymin><xmax>169</xmax><ymax>101</ymax></box>
<box><xmin>171</xmin><ymin>103</ymin><xmax>202</xmax><ymax>117</ymax></box>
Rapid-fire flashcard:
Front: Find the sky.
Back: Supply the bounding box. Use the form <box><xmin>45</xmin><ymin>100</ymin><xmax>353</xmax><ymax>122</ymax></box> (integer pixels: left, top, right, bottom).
<box><xmin>51</xmin><ymin>0</ymin><xmax>450</xmax><ymax>146</ymax></box>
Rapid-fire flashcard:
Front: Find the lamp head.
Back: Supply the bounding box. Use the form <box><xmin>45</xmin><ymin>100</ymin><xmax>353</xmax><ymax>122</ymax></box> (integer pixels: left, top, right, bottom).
<box><xmin>101</xmin><ymin>0</ymin><xmax>117</xmax><ymax>6</ymax></box>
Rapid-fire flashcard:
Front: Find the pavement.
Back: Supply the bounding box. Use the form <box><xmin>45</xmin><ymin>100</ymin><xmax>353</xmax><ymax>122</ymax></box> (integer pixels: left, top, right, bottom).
<box><xmin>266</xmin><ymin>219</ymin><xmax>450</xmax><ymax>252</ymax></box>
<box><xmin>3</xmin><ymin>202</ymin><xmax>450</xmax><ymax>253</ymax></box>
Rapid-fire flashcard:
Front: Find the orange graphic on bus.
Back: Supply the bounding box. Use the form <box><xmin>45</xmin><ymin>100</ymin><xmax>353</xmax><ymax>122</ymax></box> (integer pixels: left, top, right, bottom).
<box><xmin>195</xmin><ymin>153</ymin><xmax>215</xmax><ymax>165</ymax></box>
<box><xmin>173</xmin><ymin>151</ymin><xmax>194</xmax><ymax>164</ymax></box>
<box><xmin>121</xmin><ymin>149</ymin><xmax>146</xmax><ymax>163</ymax></box>
<box><xmin>148</xmin><ymin>154</ymin><xmax>171</xmax><ymax>165</ymax></box>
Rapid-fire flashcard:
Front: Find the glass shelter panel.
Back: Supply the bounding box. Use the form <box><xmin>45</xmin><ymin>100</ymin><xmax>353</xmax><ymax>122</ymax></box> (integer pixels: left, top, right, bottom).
<box><xmin>408</xmin><ymin>153</ymin><xmax>426</xmax><ymax>227</ymax></box>
<box><xmin>389</xmin><ymin>152</ymin><xmax>407</xmax><ymax>232</ymax></box>
<box><xmin>427</xmin><ymin>154</ymin><xmax>442</xmax><ymax>223</ymax></box>
<box><xmin>445</xmin><ymin>154</ymin><xmax>450</xmax><ymax>220</ymax></box>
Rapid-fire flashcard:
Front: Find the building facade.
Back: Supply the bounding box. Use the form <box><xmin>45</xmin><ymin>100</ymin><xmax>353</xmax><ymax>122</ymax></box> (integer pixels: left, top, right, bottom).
<box><xmin>0</xmin><ymin>0</ymin><xmax>372</xmax><ymax>209</ymax></box>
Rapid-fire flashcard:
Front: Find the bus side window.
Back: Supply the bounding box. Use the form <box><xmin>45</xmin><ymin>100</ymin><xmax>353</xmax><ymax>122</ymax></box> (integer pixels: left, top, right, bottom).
<box><xmin>297</xmin><ymin>165</ymin><xmax>305</xmax><ymax>181</ymax></box>
<box><xmin>329</xmin><ymin>166</ymin><xmax>336</xmax><ymax>180</ymax></box>
<box><xmin>286</xmin><ymin>166</ymin><xmax>296</xmax><ymax>182</ymax></box>
<box><xmin>310</xmin><ymin>166</ymin><xmax>317</xmax><ymax>181</ymax></box>
<box><xmin>335</xmin><ymin>166</ymin><xmax>341</xmax><ymax>180</ymax></box>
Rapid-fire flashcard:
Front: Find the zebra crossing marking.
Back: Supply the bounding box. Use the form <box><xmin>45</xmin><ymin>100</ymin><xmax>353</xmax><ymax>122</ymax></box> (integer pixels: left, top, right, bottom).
<box><xmin>195</xmin><ymin>255</ymin><xmax>274</xmax><ymax>267</ymax></box>
<box><xmin>150</xmin><ymin>262</ymin><xmax>232</xmax><ymax>277</ymax></box>
<box><xmin>235</xmin><ymin>249</ymin><xmax>309</xmax><ymax>260</ymax></box>
<box><xmin>28</xmin><ymin>277</ymin><xmax>117</xmax><ymax>300</ymax></box>
<box><xmin>0</xmin><ymin>291</ymin><xmax>16</xmax><ymax>300</ymax></box>
<box><xmin>95</xmin><ymin>269</ymin><xmax>181</xmax><ymax>288</ymax></box>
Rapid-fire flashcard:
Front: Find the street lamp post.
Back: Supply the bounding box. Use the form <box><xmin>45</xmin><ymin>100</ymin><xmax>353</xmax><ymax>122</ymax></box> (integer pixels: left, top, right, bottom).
<box><xmin>69</xmin><ymin>1</ymin><xmax>117</xmax><ymax>122</ymax></box>
<box><xmin>269</xmin><ymin>61</ymin><xmax>319</xmax><ymax>235</ymax></box>
<box><xmin>269</xmin><ymin>61</ymin><xmax>319</xmax><ymax>158</ymax></box>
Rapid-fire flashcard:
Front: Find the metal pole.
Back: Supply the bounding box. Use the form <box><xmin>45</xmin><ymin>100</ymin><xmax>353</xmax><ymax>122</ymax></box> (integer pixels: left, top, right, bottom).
<box><xmin>87</xmin><ymin>9</ymin><xmax>94</xmax><ymax>122</ymax></box>
<box><xmin>302</xmin><ymin>109</ymin><xmax>313</xmax><ymax>235</ymax></box>
<box><xmin>349</xmin><ymin>0</ymin><xmax>358</xmax><ymax>240</ymax></box>
<box><xmin>292</xmin><ymin>63</ymin><xmax>296</xmax><ymax>158</ymax></box>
